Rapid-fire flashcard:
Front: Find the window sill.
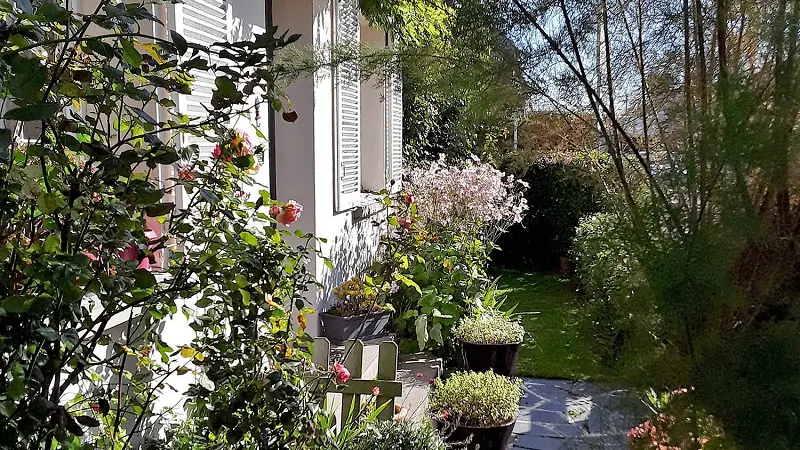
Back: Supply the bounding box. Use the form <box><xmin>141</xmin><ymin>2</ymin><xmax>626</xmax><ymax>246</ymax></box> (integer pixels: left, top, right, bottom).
<box><xmin>352</xmin><ymin>193</ymin><xmax>386</xmax><ymax>221</ymax></box>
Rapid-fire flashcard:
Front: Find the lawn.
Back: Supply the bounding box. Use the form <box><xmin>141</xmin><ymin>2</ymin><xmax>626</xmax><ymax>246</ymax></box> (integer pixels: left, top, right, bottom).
<box><xmin>494</xmin><ymin>270</ymin><xmax>614</xmax><ymax>381</ymax></box>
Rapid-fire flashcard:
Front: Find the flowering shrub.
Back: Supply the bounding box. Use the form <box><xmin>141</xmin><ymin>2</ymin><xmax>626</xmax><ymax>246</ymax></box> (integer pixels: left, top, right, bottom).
<box><xmin>370</xmin><ymin>191</ymin><xmax>491</xmax><ymax>353</ymax></box>
<box><xmin>0</xmin><ymin>2</ymin><xmax>325</xmax><ymax>449</ymax></box>
<box><xmin>406</xmin><ymin>156</ymin><xmax>528</xmax><ymax>242</ymax></box>
<box><xmin>453</xmin><ymin>310</ymin><xmax>525</xmax><ymax>345</ymax></box>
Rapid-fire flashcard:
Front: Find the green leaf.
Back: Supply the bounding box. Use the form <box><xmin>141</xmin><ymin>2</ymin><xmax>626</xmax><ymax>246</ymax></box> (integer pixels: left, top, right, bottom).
<box><xmin>170</xmin><ymin>30</ymin><xmax>188</xmax><ymax>55</ymax></box>
<box><xmin>42</xmin><ymin>234</ymin><xmax>61</xmax><ymax>253</ymax></box>
<box><xmin>214</xmin><ymin>76</ymin><xmax>238</xmax><ymax>99</ymax></box>
<box><xmin>39</xmin><ymin>193</ymin><xmax>65</xmax><ymax>214</ymax></box>
<box><xmin>37</xmin><ymin>2</ymin><xmax>70</xmax><ymax>21</ymax></box>
<box><xmin>4</xmin><ymin>103</ymin><xmax>60</xmax><ymax>121</ymax></box>
<box><xmin>36</xmin><ymin>327</ymin><xmax>59</xmax><ymax>341</ymax></box>
<box><xmin>0</xmin><ymin>401</ymin><xmax>14</xmax><ymax>417</ymax></box>
<box><xmin>239</xmin><ymin>231</ymin><xmax>258</xmax><ymax>246</ymax></box>
<box><xmin>9</xmin><ymin>55</ymin><xmax>46</xmax><ymax>99</ymax></box>
<box><xmin>120</xmin><ymin>39</ymin><xmax>142</xmax><ymax>67</ymax></box>
<box><xmin>8</xmin><ymin>378</ymin><xmax>25</xmax><ymax>400</ymax></box>
<box><xmin>145</xmin><ymin>202</ymin><xmax>173</xmax><ymax>217</ymax></box>
<box><xmin>415</xmin><ymin>314</ymin><xmax>428</xmax><ymax>351</ymax></box>
<box><xmin>2</xmin><ymin>296</ymin><xmax>31</xmax><ymax>313</ymax></box>
<box><xmin>132</xmin><ymin>270</ymin><xmax>157</xmax><ymax>289</ymax></box>
<box><xmin>239</xmin><ymin>289</ymin><xmax>251</xmax><ymax>306</ymax></box>
<box><xmin>430</xmin><ymin>323</ymin><xmax>443</xmax><ymax>345</ymax></box>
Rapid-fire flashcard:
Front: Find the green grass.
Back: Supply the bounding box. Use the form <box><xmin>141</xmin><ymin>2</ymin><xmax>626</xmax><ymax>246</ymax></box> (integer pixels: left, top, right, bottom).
<box><xmin>494</xmin><ymin>270</ymin><xmax>613</xmax><ymax>381</ymax></box>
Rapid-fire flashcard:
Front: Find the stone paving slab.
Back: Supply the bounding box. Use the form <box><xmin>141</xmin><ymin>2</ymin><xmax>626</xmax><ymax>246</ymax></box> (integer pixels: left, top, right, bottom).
<box><xmin>510</xmin><ymin>378</ymin><xmax>647</xmax><ymax>450</ymax></box>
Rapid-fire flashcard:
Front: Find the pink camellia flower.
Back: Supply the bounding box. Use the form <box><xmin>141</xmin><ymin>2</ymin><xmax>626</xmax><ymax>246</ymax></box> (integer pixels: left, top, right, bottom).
<box><xmin>118</xmin><ymin>244</ymin><xmax>139</xmax><ymax>263</ymax></box>
<box><xmin>403</xmin><ymin>193</ymin><xmax>415</xmax><ymax>205</ymax></box>
<box><xmin>397</xmin><ymin>216</ymin><xmax>412</xmax><ymax>231</ymax></box>
<box><xmin>177</xmin><ymin>164</ymin><xmax>196</xmax><ymax>181</ymax></box>
<box><xmin>372</xmin><ymin>386</ymin><xmax>381</xmax><ymax>396</ymax></box>
<box><xmin>268</xmin><ymin>205</ymin><xmax>282</xmax><ymax>218</ymax></box>
<box><xmin>275</xmin><ymin>200</ymin><xmax>303</xmax><ymax>226</ymax></box>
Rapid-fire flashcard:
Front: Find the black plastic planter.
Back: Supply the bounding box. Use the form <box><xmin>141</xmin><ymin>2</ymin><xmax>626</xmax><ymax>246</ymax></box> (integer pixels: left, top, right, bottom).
<box><xmin>461</xmin><ymin>341</ymin><xmax>522</xmax><ymax>376</ymax></box>
<box><xmin>431</xmin><ymin>416</ymin><xmax>516</xmax><ymax>450</ymax></box>
<box><xmin>319</xmin><ymin>311</ymin><xmax>391</xmax><ymax>344</ymax></box>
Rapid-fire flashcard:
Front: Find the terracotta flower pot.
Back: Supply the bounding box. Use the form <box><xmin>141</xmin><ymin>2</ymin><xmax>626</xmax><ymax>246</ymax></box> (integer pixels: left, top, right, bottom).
<box><xmin>319</xmin><ymin>310</ymin><xmax>391</xmax><ymax>344</ymax></box>
<box><xmin>431</xmin><ymin>416</ymin><xmax>517</xmax><ymax>450</ymax></box>
<box><xmin>461</xmin><ymin>341</ymin><xmax>521</xmax><ymax>376</ymax></box>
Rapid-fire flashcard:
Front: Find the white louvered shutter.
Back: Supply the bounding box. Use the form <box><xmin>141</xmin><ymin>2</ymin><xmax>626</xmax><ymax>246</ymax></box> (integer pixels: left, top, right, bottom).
<box><xmin>335</xmin><ymin>0</ymin><xmax>361</xmax><ymax>210</ymax></box>
<box><xmin>386</xmin><ymin>68</ymin><xmax>402</xmax><ymax>191</ymax></box>
<box><xmin>173</xmin><ymin>0</ymin><xmax>229</xmax><ymax>158</ymax></box>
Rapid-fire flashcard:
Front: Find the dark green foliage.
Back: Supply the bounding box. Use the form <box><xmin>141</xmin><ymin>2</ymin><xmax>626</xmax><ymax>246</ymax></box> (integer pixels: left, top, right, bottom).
<box><xmin>493</xmin><ymin>163</ymin><xmax>601</xmax><ymax>271</ymax></box>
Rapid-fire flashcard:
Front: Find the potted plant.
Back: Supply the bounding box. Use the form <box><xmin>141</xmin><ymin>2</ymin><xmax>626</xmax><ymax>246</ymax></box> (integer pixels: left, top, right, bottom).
<box><xmin>454</xmin><ymin>309</ymin><xmax>525</xmax><ymax>376</ymax></box>
<box><xmin>320</xmin><ymin>277</ymin><xmax>393</xmax><ymax>343</ymax></box>
<box><xmin>429</xmin><ymin>371</ymin><xmax>522</xmax><ymax>450</ymax></box>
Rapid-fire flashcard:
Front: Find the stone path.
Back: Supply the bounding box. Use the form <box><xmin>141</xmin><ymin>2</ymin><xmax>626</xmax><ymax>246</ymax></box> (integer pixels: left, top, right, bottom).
<box><xmin>511</xmin><ymin>379</ymin><xmax>647</xmax><ymax>450</ymax></box>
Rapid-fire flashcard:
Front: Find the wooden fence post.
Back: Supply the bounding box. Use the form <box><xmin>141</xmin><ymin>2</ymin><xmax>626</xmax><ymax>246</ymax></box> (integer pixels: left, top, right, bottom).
<box><xmin>308</xmin><ymin>337</ymin><xmax>403</xmax><ymax>426</ymax></box>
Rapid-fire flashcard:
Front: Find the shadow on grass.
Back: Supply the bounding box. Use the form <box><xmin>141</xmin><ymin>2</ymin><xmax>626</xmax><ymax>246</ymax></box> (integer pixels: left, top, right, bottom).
<box><xmin>491</xmin><ymin>269</ymin><xmax>618</xmax><ymax>382</ymax></box>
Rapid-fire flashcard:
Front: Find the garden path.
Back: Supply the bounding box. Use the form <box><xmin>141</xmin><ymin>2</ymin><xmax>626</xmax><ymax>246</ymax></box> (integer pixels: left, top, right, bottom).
<box><xmin>511</xmin><ymin>378</ymin><xmax>646</xmax><ymax>450</ymax></box>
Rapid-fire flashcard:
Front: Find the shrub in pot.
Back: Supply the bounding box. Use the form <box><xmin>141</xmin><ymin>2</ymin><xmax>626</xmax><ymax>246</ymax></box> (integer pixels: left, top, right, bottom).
<box><xmin>454</xmin><ymin>310</ymin><xmax>525</xmax><ymax>376</ymax></box>
<box><xmin>429</xmin><ymin>371</ymin><xmax>523</xmax><ymax>450</ymax></box>
<box><xmin>321</xmin><ymin>277</ymin><xmax>393</xmax><ymax>343</ymax></box>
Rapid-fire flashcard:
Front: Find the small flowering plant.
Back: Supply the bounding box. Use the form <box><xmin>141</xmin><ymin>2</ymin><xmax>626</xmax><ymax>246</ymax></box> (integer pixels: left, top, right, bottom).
<box><xmin>628</xmin><ymin>388</ymin><xmax>734</xmax><ymax>450</ymax></box>
<box><xmin>428</xmin><ymin>371</ymin><xmax>522</xmax><ymax>428</ymax></box>
<box><xmin>326</xmin><ymin>276</ymin><xmax>393</xmax><ymax>317</ymax></box>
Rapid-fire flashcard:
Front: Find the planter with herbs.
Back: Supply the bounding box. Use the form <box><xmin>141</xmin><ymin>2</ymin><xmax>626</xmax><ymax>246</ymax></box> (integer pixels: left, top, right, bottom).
<box><xmin>429</xmin><ymin>371</ymin><xmax>522</xmax><ymax>450</ymax></box>
<box><xmin>321</xmin><ymin>277</ymin><xmax>393</xmax><ymax>343</ymax></box>
<box><xmin>453</xmin><ymin>310</ymin><xmax>525</xmax><ymax>376</ymax></box>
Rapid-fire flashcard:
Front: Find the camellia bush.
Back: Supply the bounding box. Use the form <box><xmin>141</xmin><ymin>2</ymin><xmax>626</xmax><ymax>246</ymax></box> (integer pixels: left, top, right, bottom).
<box><xmin>0</xmin><ymin>1</ymin><xmax>329</xmax><ymax>449</ymax></box>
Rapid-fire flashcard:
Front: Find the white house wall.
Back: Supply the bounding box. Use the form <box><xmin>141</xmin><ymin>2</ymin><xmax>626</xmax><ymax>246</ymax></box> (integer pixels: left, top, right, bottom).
<box><xmin>273</xmin><ymin>0</ymin><xmax>388</xmax><ymax>336</ymax></box>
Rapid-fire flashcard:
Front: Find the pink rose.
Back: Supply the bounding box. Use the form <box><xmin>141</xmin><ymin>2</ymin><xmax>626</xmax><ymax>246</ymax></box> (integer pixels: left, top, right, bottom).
<box><xmin>372</xmin><ymin>386</ymin><xmax>381</xmax><ymax>396</ymax></box>
<box><xmin>268</xmin><ymin>205</ymin><xmax>282</xmax><ymax>218</ymax></box>
<box><xmin>403</xmin><ymin>193</ymin><xmax>415</xmax><ymax>205</ymax></box>
<box><xmin>275</xmin><ymin>200</ymin><xmax>302</xmax><ymax>226</ymax></box>
<box><xmin>332</xmin><ymin>362</ymin><xmax>350</xmax><ymax>383</ymax></box>
<box><xmin>336</xmin><ymin>367</ymin><xmax>350</xmax><ymax>383</ymax></box>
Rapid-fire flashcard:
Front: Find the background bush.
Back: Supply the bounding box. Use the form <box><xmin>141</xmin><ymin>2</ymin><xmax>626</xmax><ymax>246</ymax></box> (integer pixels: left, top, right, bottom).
<box><xmin>571</xmin><ymin>212</ymin><xmax>655</xmax><ymax>370</ymax></box>
<box><xmin>493</xmin><ymin>162</ymin><xmax>601</xmax><ymax>271</ymax></box>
